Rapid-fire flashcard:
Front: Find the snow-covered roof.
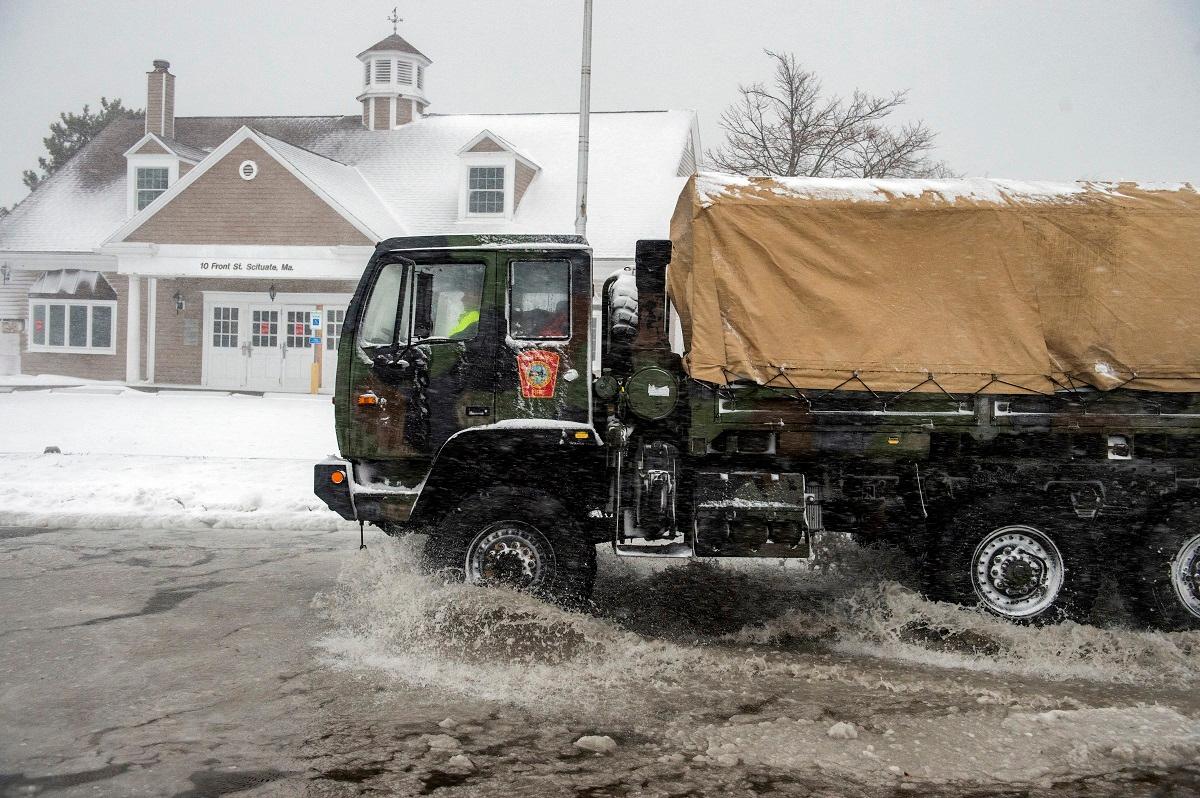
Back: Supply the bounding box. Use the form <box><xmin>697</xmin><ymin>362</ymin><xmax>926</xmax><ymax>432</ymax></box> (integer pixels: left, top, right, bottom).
<box><xmin>0</xmin><ymin>111</ymin><xmax>697</xmax><ymax>259</ymax></box>
<box><xmin>694</xmin><ymin>171</ymin><xmax>1200</xmax><ymax>208</ymax></box>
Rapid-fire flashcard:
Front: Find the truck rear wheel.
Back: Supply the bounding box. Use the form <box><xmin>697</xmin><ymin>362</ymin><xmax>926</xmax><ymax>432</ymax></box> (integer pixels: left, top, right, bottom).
<box><xmin>1125</xmin><ymin>494</ymin><xmax>1200</xmax><ymax>630</ymax></box>
<box><xmin>928</xmin><ymin>497</ymin><xmax>1098</xmax><ymax>624</ymax></box>
<box><xmin>426</xmin><ymin>491</ymin><xmax>597</xmax><ymax>608</ymax></box>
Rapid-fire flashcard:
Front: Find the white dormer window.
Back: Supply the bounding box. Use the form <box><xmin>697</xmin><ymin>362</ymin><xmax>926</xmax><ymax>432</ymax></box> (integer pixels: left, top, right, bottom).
<box><xmin>136</xmin><ymin>167</ymin><xmax>169</xmax><ymax>210</ymax></box>
<box><xmin>456</xmin><ymin>130</ymin><xmax>541</xmax><ymax>222</ymax></box>
<box><xmin>396</xmin><ymin>60</ymin><xmax>413</xmax><ymax>84</ymax></box>
<box><xmin>374</xmin><ymin>59</ymin><xmax>392</xmax><ymax>83</ymax></box>
<box><xmin>124</xmin><ymin>133</ymin><xmax>186</xmax><ymax>216</ymax></box>
<box><xmin>467</xmin><ymin>166</ymin><xmax>506</xmax><ymax>215</ymax></box>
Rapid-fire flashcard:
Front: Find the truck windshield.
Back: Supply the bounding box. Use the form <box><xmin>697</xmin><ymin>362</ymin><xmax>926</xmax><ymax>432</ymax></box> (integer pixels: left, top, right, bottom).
<box><xmin>358</xmin><ymin>262</ymin><xmax>407</xmax><ymax>348</ymax></box>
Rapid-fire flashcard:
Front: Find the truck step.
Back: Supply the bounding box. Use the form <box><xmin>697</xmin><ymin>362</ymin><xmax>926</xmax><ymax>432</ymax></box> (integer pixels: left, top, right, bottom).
<box><xmin>613</xmin><ymin>542</ymin><xmax>694</xmax><ymax>558</ymax></box>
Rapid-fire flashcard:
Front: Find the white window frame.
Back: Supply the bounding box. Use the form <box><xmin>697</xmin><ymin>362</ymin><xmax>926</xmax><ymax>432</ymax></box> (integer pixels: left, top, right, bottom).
<box><xmin>27</xmin><ymin>299</ymin><xmax>118</xmax><ymax>355</ymax></box>
<box><xmin>506</xmin><ymin>259</ymin><xmax>572</xmax><ymax>342</ymax></box>
<box><xmin>458</xmin><ymin>154</ymin><xmax>515</xmax><ymax>221</ymax></box>
<box><xmin>126</xmin><ymin>153</ymin><xmax>179</xmax><ymax>217</ymax></box>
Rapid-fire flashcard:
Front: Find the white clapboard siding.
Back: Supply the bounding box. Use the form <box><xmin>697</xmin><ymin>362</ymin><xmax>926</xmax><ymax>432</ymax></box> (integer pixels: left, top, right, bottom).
<box><xmin>0</xmin><ymin>270</ymin><xmax>37</xmax><ymax>320</ymax></box>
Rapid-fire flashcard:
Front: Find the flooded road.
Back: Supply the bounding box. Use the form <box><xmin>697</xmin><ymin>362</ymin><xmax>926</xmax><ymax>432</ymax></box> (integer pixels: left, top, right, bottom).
<box><xmin>2</xmin><ymin>526</ymin><xmax>1198</xmax><ymax>796</ymax></box>
<box><xmin>317</xmin><ymin>535</ymin><xmax>1200</xmax><ymax>797</ymax></box>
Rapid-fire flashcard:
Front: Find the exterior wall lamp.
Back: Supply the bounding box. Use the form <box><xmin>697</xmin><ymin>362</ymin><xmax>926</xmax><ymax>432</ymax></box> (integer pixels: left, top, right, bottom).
<box><xmin>269</xmin><ymin>284</ymin><xmax>277</xmax><ymax>302</ymax></box>
<box><xmin>172</xmin><ymin>291</ymin><xmax>185</xmax><ymax>313</ymax></box>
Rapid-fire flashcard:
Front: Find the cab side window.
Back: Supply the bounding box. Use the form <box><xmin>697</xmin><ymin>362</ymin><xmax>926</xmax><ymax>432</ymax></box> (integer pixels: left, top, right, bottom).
<box><xmin>411</xmin><ymin>263</ymin><xmax>486</xmax><ymax>341</ymax></box>
<box><xmin>358</xmin><ymin>262</ymin><xmax>408</xmax><ymax>348</ymax></box>
<box><xmin>509</xmin><ymin>260</ymin><xmax>570</xmax><ymax>340</ymax></box>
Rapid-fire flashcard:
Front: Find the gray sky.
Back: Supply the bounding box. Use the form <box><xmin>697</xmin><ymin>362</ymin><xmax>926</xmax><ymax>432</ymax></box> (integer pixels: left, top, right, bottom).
<box><xmin>1</xmin><ymin>0</ymin><xmax>1198</xmax><ymax>209</ymax></box>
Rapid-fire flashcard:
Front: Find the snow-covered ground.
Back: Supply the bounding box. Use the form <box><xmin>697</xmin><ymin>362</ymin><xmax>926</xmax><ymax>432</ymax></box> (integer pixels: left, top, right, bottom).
<box><xmin>0</xmin><ymin>387</ymin><xmax>351</xmax><ymax>530</ymax></box>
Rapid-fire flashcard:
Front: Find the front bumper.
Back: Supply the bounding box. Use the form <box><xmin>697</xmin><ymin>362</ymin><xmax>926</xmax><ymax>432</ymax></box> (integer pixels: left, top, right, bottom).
<box><xmin>314</xmin><ymin>457</ymin><xmax>356</xmax><ymax>520</ymax></box>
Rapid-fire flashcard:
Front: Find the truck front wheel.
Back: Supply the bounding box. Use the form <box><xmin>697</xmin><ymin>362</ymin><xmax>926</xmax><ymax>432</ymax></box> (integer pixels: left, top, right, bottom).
<box><xmin>426</xmin><ymin>491</ymin><xmax>597</xmax><ymax>608</ymax></box>
<box><xmin>928</xmin><ymin>497</ymin><xmax>1098</xmax><ymax>624</ymax></box>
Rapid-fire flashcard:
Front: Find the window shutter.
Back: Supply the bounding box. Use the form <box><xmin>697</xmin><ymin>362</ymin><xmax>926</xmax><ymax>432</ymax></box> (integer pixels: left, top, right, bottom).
<box><xmin>374</xmin><ymin>59</ymin><xmax>392</xmax><ymax>83</ymax></box>
<box><xmin>396</xmin><ymin>60</ymin><xmax>413</xmax><ymax>84</ymax></box>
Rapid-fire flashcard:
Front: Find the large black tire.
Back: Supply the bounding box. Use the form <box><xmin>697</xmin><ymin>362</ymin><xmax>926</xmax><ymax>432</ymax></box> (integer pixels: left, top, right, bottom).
<box><xmin>1125</xmin><ymin>494</ymin><xmax>1200</xmax><ymax>631</ymax></box>
<box><xmin>926</xmin><ymin>496</ymin><xmax>1099</xmax><ymax>624</ymax></box>
<box><xmin>426</xmin><ymin>490</ymin><xmax>597</xmax><ymax>609</ymax></box>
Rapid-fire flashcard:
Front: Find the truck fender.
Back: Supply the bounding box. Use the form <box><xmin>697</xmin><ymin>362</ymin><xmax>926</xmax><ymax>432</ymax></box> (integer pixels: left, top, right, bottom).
<box><xmin>407</xmin><ymin>421</ymin><xmax>608</xmax><ymax>531</ymax></box>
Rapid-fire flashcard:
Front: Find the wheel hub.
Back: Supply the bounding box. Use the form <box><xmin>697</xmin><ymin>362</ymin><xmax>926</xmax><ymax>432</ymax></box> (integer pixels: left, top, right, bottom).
<box><xmin>481</xmin><ymin>540</ymin><xmax>537</xmax><ymax>586</ymax></box>
<box><xmin>991</xmin><ymin>548</ymin><xmax>1045</xmax><ymax>599</ymax></box>
<box><xmin>466</xmin><ymin>524</ymin><xmax>552</xmax><ymax>591</ymax></box>
<box><xmin>971</xmin><ymin>525</ymin><xmax>1065</xmax><ymax>619</ymax></box>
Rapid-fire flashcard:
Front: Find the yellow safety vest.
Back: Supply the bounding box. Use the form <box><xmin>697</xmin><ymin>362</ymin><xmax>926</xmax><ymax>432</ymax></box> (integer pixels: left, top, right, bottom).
<box><xmin>449</xmin><ymin>309</ymin><xmax>479</xmax><ymax>338</ymax></box>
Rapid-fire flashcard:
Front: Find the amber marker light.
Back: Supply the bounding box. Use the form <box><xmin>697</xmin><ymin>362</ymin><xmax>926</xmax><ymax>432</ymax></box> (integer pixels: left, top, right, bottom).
<box><xmin>330</xmin><ymin>470</ymin><xmax>345</xmax><ymax>485</ymax></box>
<box><xmin>574</xmin><ymin>431</ymin><xmax>590</xmax><ymax>439</ymax></box>
<box><xmin>357</xmin><ymin>392</ymin><xmax>379</xmax><ymax>406</ymax></box>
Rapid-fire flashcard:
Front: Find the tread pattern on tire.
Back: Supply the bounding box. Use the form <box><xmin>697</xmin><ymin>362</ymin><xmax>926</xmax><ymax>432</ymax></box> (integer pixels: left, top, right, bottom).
<box><xmin>927</xmin><ymin>496</ymin><xmax>1099</xmax><ymax>624</ymax></box>
<box><xmin>426</xmin><ymin>488</ymin><xmax>597</xmax><ymax>608</ymax></box>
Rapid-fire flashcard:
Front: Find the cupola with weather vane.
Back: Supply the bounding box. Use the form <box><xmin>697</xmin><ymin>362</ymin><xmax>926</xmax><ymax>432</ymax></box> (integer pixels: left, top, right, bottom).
<box><xmin>357</xmin><ymin>8</ymin><xmax>431</xmax><ymax>130</ymax></box>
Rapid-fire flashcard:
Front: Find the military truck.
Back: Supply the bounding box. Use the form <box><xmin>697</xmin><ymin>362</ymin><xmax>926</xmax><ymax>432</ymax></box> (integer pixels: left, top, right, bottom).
<box><xmin>316</xmin><ymin>174</ymin><xmax>1200</xmax><ymax>630</ymax></box>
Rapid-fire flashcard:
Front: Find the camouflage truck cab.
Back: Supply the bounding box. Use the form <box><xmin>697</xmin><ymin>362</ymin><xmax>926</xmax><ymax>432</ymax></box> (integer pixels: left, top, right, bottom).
<box><xmin>315</xmin><ymin>236</ymin><xmax>608</xmax><ymax>595</ymax></box>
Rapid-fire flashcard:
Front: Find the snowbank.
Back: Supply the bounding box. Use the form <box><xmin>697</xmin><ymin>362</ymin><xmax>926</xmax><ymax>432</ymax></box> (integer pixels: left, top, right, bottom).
<box><xmin>0</xmin><ymin>389</ymin><xmax>348</xmax><ymax>531</ymax></box>
<box><xmin>0</xmin><ymin>388</ymin><xmax>336</xmax><ymax>458</ymax></box>
<box><xmin>0</xmin><ymin>453</ymin><xmax>352</xmax><ymax>531</ymax></box>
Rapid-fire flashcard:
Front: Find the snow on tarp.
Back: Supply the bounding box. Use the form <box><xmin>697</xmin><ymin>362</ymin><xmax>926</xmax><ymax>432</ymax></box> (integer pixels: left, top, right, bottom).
<box><xmin>670</xmin><ymin>172</ymin><xmax>1200</xmax><ymax>393</ymax></box>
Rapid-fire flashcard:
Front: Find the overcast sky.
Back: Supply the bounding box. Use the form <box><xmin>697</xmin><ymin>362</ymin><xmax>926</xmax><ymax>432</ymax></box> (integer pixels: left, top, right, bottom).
<box><xmin>1</xmin><ymin>0</ymin><xmax>1198</xmax><ymax>209</ymax></box>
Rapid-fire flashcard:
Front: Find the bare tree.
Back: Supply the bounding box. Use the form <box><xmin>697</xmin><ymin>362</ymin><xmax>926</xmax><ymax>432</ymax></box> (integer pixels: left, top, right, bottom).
<box><xmin>707</xmin><ymin>51</ymin><xmax>954</xmax><ymax>178</ymax></box>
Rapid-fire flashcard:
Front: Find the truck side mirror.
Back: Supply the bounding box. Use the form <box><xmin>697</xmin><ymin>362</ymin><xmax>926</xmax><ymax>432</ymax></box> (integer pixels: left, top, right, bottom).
<box><xmin>413</xmin><ymin>271</ymin><xmax>434</xmax><ymax>339</ymax></box>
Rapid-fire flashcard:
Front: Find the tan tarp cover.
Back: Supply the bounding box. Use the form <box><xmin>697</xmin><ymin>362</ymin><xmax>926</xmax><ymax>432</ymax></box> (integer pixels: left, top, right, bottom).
<box><xmin>669</xmin><ymin>173</ymin><xmax>1200</xmax><ymax>393</ymax></box>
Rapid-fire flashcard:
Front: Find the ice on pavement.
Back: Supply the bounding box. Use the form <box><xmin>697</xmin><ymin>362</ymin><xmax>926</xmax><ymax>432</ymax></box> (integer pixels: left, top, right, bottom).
<box><xmin>317</xmin><ymin>535</ymin><xmax>1200</xmax><ymax>787</ymax></box>
<box><xmin>678</xmin><ymin>704</ymin><xmax>1200</xmax><ymax>786</ymax></box>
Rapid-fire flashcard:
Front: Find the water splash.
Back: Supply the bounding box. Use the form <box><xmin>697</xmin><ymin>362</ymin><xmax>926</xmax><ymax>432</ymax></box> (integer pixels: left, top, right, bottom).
<box><xmin>316</xmin><ymin>534</ymin><xmax>1200</xmax><ymax>725</ymax></box>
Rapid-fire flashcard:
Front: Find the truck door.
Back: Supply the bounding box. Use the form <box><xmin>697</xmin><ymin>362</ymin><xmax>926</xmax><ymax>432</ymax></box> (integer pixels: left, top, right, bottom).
<box><xmin>345</xmin><ymin>252</ymin><xmax>499</xmax><ymax>484</ymax></box>
<box><xmin>494</xmin><ymin>252</ymin><xmax>592</xmax><ymax>424</ymax></box>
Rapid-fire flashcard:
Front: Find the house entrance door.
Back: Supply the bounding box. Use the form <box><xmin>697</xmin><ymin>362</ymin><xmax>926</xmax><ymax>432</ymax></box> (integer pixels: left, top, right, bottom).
<box><xmin>202</xmin><ymin>293</ymin><xmax>352</xmax><ymax>393</ymax></box>
<box><xmin>205</xmin><ymin>304</ymin><xmax>245</xmax><ymax>388</ymax></box>
<box><xmin>246</xmin><ymin>305</ymin><xmax>282</xmax><ymax>390</ymax></box>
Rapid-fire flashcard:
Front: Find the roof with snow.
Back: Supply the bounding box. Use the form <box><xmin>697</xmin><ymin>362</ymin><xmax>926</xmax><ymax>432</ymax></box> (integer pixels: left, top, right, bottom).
<box><xmin>0</xmin><ymin>111</ymin><xmax>698</xmax><ymax>259</ymax></box>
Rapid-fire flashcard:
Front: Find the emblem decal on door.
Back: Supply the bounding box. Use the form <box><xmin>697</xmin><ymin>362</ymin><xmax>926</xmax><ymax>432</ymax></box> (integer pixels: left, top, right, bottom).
<box><xmin>517</xmin><ymin>349</ymin><xmax>561</xmax><ymax>399</ymax></box>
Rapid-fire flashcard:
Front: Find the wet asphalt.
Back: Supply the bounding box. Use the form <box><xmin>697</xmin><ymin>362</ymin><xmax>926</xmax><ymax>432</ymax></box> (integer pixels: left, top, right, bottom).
<box><xmin>1</xmin><ymin>525</ymin><xmax>1198</xmax><ymax>798</ymax></box>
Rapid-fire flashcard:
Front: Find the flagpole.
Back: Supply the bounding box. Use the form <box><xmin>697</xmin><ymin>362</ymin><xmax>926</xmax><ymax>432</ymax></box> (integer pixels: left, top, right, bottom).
<box><xmin>575</xmin><ymin>0</ymin><xmax>593</xmax><ymax>238</ymax></box>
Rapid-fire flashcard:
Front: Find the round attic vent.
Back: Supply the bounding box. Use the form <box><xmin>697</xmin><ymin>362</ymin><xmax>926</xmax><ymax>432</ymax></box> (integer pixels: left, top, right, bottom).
<box><xmin>239</xmin><ymin>160</ymin><xmax>259</xmax><ymax>181</ymax></box>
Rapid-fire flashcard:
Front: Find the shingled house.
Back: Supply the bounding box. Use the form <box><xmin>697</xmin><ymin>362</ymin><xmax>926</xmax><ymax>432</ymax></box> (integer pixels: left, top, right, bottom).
<box><xmin>0</xmin><ymin>31</ymin><xmax>699</xmax><ymax>391</ymax></box>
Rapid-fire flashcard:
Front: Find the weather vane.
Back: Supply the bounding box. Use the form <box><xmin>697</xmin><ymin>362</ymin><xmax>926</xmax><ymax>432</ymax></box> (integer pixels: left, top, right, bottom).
<box><xmin>387</xmin><ymin>6</ymin><xmax>402</xmax><ymax>34</ymax></box>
